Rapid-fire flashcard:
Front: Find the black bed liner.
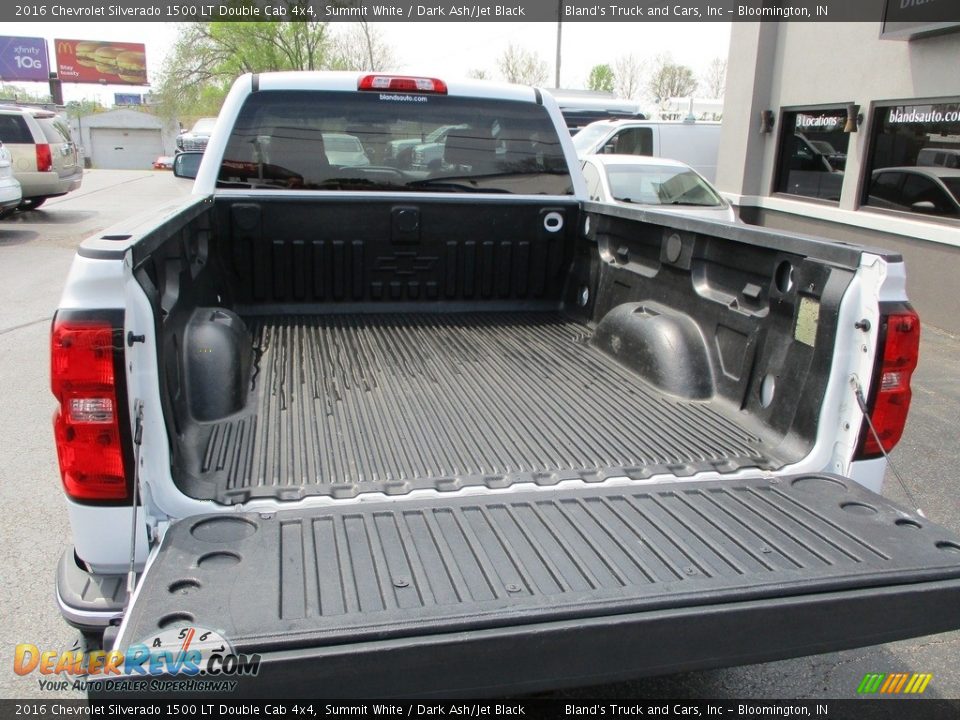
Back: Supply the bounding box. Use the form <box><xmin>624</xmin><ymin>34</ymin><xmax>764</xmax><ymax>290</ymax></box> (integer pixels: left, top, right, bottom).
<box><xmin>195</xmin><ymin>312</ymin><xmax>779</xmax><ymax>503</ymax></box>
<box><xmin>114</xmin><ymin>474</ymin><xmax>960</xmax><ymax>697</ymax></box>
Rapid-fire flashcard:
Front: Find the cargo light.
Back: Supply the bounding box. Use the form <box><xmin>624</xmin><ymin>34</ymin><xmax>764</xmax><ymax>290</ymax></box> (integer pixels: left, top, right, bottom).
<box><xmin>855</xmin><ymin>309</ymin><xmax>921</xmax><ymax>459</ymax></box>
<box><xmin>36</xmin><ymin>143</ymin><xmax>52</xmax><ymax>173</ymax></box>
<box><xmin>51</xmin><ymin>319</ymin><xmax>129</xmax><ymax>502</ymax></box>
<box><xmin>358</xmin><ymin>75</ymin><xmax>448</xmax><ymax>94</ymax></box>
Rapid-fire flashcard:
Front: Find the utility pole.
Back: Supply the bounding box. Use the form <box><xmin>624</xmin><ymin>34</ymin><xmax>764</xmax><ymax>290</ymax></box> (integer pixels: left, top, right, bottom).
<box><xmin>554</xmin><ymin>2</ymin><xmax>563</xmax><ymax>88</ymax></box>
<box><xmin>49</xmin><ymin>73</ymin><xmax>63</xmax><ymax>105</ymax></box>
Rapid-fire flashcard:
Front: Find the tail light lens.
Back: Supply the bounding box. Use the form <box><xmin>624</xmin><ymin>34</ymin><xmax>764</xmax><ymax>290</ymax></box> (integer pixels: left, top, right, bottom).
<box><xmin>51</xmin><ymin>318</ymin><xmax>130</xmax><ymax>502</ymax></box>
<box><xmin>36</xmin><ymin>143</ymin><xmax>52</xmax><ymax>172</ymax></box>
<box><xmin>855</xmin><ymin>308</ymin><xmax>921</xmax><ymax>459</ymax></box>
<box><xmin>358</xmin><ymin>75</ymin><xmax>448</xmax><ymax>94</ymax></box>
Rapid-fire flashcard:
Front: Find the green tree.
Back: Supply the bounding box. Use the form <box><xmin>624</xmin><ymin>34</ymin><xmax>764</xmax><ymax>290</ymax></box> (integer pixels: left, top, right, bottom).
<box><xmin>0</xmin><ymin>83</ymin><xmax>52</xmax><ymax>104</ymax></box>
<box><xmin>65</xmin><ymin>99</ymin><xmax>104</xmax><ymax>125</ymax></box>
<box><xmin>648</xmin><ymin>54</ymin><xmax>698</xmax><ymax>105</ymax></box>
<box><xmin>586</xmin><ymin>64</ymin><xmax>615</xmax><ymax>93</ymax></box>
<box><xmin>154</xmin><ymin>18</ymin><xmax>336</xmax><ymax>120</ymax></box>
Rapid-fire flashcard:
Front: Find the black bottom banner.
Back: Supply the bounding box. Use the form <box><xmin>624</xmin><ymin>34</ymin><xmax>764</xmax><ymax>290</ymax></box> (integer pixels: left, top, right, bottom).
<box><xmin>3</xmin><ymin>699</ymin><xmax>959</xmax><ymax>720</ymax></box>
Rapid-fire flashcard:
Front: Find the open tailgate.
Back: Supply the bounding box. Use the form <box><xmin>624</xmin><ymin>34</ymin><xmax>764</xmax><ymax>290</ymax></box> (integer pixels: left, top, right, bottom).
<box><xmin>103</xmin><ymin>474</ymin><xmax>960</xmax><ymax>697</ymax></box>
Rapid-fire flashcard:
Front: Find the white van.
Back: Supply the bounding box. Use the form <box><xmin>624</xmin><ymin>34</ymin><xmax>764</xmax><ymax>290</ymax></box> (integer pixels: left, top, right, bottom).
<box><xmin>572</xmin><ymin>119</ymin><xmax>721</xmax><ymax>182</ymax></box>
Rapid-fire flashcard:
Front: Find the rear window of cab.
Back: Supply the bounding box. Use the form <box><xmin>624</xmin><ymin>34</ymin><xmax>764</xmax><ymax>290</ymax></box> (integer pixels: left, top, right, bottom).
<box><xmin>217</xmin><ymin>90</ymin><xmax>573</xmax><ymax>195</ymax></box>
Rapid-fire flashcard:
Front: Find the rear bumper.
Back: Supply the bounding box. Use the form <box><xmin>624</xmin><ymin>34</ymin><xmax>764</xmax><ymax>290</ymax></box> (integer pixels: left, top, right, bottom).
<box><xmin>17</xmin><ymin>169</ymin><xmax>81</xmax><ymax>199</ymax></box>
<box><xmin>92</xmin><ymin>577</ymin><xmax>960</xmax><ymax>698</ymax></box>
<box><xmin>0</xmin><ymin>176</ymin><xmax>21</xmax><ymax>208</ymax></box>
<box><xmin>55</xmin><ymin>549</ymin><xmax>126</xmax><ymax>631</ymax></box>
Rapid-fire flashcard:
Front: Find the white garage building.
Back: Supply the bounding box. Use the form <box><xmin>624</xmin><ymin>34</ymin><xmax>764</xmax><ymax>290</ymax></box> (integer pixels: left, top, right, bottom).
<box><xmin>70</xmin><ymin>109</ymin><xmax>178</xmax><ymax>170</ymax></box>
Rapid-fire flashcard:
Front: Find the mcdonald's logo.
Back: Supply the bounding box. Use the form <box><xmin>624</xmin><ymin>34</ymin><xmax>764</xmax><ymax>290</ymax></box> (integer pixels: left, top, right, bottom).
<box><xmin>857</xmin><ymin>672</ymin><xmax>933</xmax><ymax>694</ymax></box>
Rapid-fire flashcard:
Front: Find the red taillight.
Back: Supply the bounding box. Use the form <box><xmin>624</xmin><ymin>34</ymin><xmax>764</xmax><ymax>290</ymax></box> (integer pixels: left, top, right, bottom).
<box><xmin>36</xmin><ymin>143</ymin><xmax>52</xmax><ymax>172</ymax></box>
<box><xmin>51</xmin><ymin>320</ymin><xmax>129</xmax><ymax>501</ymax></box>
<box><xmin>358</xmin><ymin>74</ymin><xmax>448</xmax><ymax>94</ymax></box>
<box><xmin>856</xmin><ymin>310</ymin><xmax>921</xmax><ymax>459</ymax></box>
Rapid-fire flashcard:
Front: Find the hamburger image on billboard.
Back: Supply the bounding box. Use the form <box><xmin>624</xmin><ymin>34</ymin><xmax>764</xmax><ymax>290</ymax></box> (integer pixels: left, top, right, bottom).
<box><xmin>117</xmin><ymin>51</ymin><xmax>147</xmax><ymax>83</ymax></box>
<box><xmin>74</xmin><ymin>40</ymin><xmax>102</xmax><ymax>68</ymax></box>
<box><xmin>55</xmin><ymin>39</ymin><xmax>148</xmax><ymax>85</ymax></box>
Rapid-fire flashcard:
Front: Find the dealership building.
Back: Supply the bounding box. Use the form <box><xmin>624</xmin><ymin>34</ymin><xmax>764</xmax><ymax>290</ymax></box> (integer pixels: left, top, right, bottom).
<box><xmin>718</xmin><ymin>20</ymin><xmax>960</xmax><ymax>332</ymax></box>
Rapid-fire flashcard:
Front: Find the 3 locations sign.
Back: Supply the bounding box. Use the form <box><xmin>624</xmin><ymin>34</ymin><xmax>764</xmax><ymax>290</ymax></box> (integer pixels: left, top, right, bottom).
<box><xmin>0</xmin><ymin>35</ymin><xmax>49</xmax><ymax>81</ymax></box>
<box><xmin>54</xmin><ymin>39</ymin><xmax>147</xmax><ymax>85</ymax></box>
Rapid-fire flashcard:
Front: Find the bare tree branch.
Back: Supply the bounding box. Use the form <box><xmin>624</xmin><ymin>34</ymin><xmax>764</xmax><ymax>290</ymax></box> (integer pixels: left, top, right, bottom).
<box><xmin>613</xmin><ymin>54</ymin><xmax>645</xmax><ymax>100</ymax></box>
<box><xmin>701</xmin><ymin>57</ymin><xmax>727</xmax><ymax>98</ymax></box>
<box><xmin>496</xmin><ymin>43</ymin><xmax>549</xmax><ymax>86</ymax></box>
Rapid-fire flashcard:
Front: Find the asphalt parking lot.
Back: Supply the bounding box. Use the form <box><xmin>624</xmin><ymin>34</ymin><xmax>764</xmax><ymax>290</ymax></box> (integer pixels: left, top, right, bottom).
<box><xmin>0</xmin><ymin>169</ymin><xmax>957</xmax><ymax>701</ymax></box>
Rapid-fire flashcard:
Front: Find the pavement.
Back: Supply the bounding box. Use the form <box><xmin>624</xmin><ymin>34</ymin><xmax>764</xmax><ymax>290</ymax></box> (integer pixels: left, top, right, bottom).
<box><xmin>0</xmin><ymin>170</ymin><xmax>192</xmax><ymax>701</ymax></box>
<box><xmin>0</xmin><ymin>169</ymin><xmax>957</xmax><ymax>701</ymax></box>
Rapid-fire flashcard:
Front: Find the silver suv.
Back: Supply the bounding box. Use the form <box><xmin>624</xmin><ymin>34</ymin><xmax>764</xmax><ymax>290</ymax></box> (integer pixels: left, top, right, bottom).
<box><xmin>0</xmin><ymin>105</ymin><xmax>82</xmax><ymax>210</ymax></box>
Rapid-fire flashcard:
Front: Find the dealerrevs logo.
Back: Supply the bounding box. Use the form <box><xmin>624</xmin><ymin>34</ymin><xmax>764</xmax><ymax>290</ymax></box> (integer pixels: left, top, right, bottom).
<box><xmin>124</xmin><ymin>626</ymin><xmax>260</xmax><ymax>677</ymax></box>
<box><xmin>15</xmin><ymin>626</ymin><xmax>260</xmax><ymax>693</ymax></box>
<box><xmin>857</xmin><ymin>672</ymin><xmax>933</xmax><ymax>695</ymax></box>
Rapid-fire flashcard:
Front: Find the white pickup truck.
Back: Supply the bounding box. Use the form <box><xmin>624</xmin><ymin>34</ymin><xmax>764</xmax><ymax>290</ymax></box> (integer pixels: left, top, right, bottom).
<box><xmin>51</xmin><ymin>71</ymin><xmax>960</xmax><ymax>697</ymax></box>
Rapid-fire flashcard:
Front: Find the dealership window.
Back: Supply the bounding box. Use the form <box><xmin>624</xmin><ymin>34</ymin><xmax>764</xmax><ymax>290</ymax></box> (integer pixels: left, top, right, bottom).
<box><xmin>862</xmin><ymin>101</ymin><xmax>960</xmax><ymax>221</ymax></box>
<box><xmin>774</xmin><ymin>108</ymin><xmax>850</xmax><ymax>202</ymax></box>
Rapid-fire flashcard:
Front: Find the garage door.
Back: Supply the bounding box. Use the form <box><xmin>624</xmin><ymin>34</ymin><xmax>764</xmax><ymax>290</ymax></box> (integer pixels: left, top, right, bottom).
<box><xmin>90</xmin><ymin>128</ymin><xmax>162</xmax><ymax>170</ymax></box>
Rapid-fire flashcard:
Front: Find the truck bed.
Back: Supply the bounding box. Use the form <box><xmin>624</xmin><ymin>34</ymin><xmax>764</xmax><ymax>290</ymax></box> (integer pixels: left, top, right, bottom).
<box><xmin>195</xmin><ymin>312</ymin><xmax>778</xmax><ymax>503</ymax></box>
<box><xmin>146</xmin><ymin>197</ymin><xmax>852</xmax><ymax>503</ymax></box>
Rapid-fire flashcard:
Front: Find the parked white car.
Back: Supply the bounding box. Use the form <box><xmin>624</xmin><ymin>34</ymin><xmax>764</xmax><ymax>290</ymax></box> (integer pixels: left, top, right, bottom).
<box><xmin>581</xmin><ymin>154</ymin><xmax>736</xmax><ymax>222</ymax></box>
<box><xmin>0</xmin><ymin>141</ymin><xmax>23</xmax><ymax>219</ymax></box>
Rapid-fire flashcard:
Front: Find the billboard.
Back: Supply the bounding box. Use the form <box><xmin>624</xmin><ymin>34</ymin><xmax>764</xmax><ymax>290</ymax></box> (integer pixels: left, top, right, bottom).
<box><xmin>114</xmin><ymin>93</ymin><xmax>143</xmax><ymax>106</ymax></box>
<box><xmin>54</xmin><ymin>39</ymin><xmax>147</xmax><ymax>85</ymax></box>
<box><xmin>0</xmin><ymin>36</ymin><xmax>49</xmax><ymax>82</ymax></box>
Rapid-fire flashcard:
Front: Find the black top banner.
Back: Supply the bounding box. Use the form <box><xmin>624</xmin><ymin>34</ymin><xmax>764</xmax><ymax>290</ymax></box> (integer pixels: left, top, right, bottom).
<box><xmin>5</xmin><ymin>0</ymin><xmax>960</xmax><ymax>24</ymax></box>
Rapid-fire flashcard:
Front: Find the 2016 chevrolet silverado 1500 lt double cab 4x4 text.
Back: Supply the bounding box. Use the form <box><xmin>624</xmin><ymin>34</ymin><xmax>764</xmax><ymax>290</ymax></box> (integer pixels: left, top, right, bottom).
<box><xmin>51</xmin><ymin>72</ymin><xmax>960</xmax><ymax>697</ymax></box>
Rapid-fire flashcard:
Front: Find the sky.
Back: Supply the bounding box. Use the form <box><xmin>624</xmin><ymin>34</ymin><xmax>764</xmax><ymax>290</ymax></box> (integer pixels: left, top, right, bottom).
<box><xmin>2</xmin><ymin>21</ymin><xmax>731</xmax><ymax>111</ymax></box>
